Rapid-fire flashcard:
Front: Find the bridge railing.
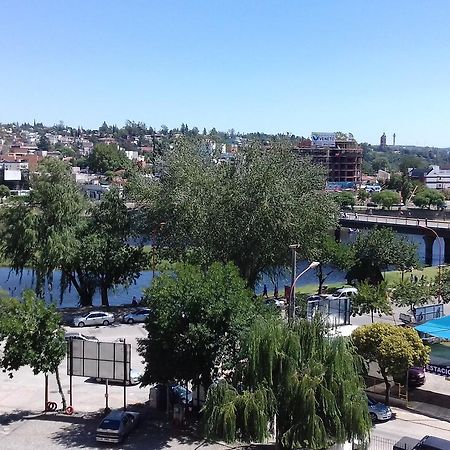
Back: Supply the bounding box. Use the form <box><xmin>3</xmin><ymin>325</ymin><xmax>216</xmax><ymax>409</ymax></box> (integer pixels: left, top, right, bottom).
<box><xmin>339</xmin><ymin>212</ymin><xmax>450</xmax><ymax>230</ymax></box>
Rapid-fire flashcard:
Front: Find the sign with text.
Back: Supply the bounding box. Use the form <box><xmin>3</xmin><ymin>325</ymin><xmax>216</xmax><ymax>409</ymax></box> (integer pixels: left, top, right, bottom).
<box><xmin>311</xmin><ymin>132</ymin><xmax>335</xmax><ymax>147</ymax></box>
<box><xmin>425</xmin><ymin>364</ymin><xmax>450</xmax><ymax>377</ymax></box>
<box><xmin>67</xmin><ymin>340</ymin><xmax>131</xmax><ymax>382</ymax></box>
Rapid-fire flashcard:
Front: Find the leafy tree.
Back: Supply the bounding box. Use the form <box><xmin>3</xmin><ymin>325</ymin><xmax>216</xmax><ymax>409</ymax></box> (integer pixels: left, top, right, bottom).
<box><xmin>80</xmin><ymin>188</ymin><xmax>147</xmax><ymax>306</ymax></box>
<box><xmin>371</xmin><ymin>190</ymin><xmax>401</xmax><ymax>209</ymax></box>
<box><xmin>203</xmin><ymin>316</ymin><xmax>372</xmax><ymax>449</ymax></box>
<box><xmin>0</xmin><ymin>161</ymin><xmax>144</xmax><ymax>306</ymax></box>
<box><xmin>87</xmin><ymin>143</ymin><xmax>131</xmax><ymax>174</ymax></box>
<box><xmin>304</xmin><ymin>236</ymin><xmax>353</xmax><ymax>294</ymax></box>
<box><xmin>352</xmin><ymin>323</ymin><xmax>429</xmax><ymax>405</ymax></box>
<box><xmin>357</xmin><ymin>189</ymin><xmax>369</xmax><ymax>203</ymax></box>
<box><xmin>351</xmin><ymin>281</ymin><xmax>391</xmax><ymax>322</ymax></box>
<box><xmin>436</xmin><ymin>268</ymin><xmax>450</xmax><ymax>303</ymax></box>
<box><xmin>0</xmin><ymin>184</ymin><xmax>10</xmax><ymax>202</ymax></box>
<box><xmin>145</xmin><ymin>139</ymin><xmax>338</xmax><ymax>288</ymax></box>
<box><xmin>346</xmin><ymin>228</ymin><xmax>418</xmax><ymax>285</ymax></box>
<box><xmin>391</xmin><ymin>280</ymin><xmax>432</xmax><ymax>310</ymax></box>
<box><xmin>413</xmin><ymin>188</ymin><xmax>445</xmax><ymax>209</ymax></box>
<box><xmin>37</xmin><ymin>134</ymin><xmax>51</xmax><ymax>152</ymax></box>
<box><xmin>333</xmin><ymin>191</ymin><xmax>355</xmax><ymax>209</ymax></box>
<box><xmin>139</xmin><ymin>262</ymin><xmax>260</xmax><ymax>387</ymax></box>
<box><xmin>0</xmin><ymin>290</ymin><xmax>67</xmax><ymax>409</ymax></box>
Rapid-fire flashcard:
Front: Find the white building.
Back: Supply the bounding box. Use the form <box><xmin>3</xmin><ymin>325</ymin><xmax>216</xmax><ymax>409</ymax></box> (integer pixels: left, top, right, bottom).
<box><xmin>424</xmin><ymin>165</ymin><xmax>450</xmax><ymax>190</ymax></box>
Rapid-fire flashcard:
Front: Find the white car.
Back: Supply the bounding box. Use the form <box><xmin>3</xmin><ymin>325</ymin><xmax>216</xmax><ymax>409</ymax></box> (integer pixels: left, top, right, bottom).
<box><xmin>73</xmin><ymin>311</ymin><xmax>115</xmax><ymax>327</ymax></box>
<box><xmin>122</xmin><ymin>308</ymin><xmax>151</xmax><ymax>324</ymax></box>
<box><xmin>326</xmin><ymin>287</ymin><xmax>358</xmax><ymax>300</ymax></box>
<box><xmin>64</xmin><ymin>332</ymin><xmax>98</xmax><ymax>342</ymax></box>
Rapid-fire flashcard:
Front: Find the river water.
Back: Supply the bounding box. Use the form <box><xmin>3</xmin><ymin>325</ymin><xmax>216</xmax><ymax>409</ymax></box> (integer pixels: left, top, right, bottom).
<box><xmin>0</xmin><ymin>232</ymin><xmax>442</xmax><ymax>308</ymax></box>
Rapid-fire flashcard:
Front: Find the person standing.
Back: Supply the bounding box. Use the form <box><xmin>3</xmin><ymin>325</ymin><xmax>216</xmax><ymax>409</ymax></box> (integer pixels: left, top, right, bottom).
<box><xmin>263</xmin><ymin>284</ymin><xmax>268</xmax><ymax>298</ymax></box>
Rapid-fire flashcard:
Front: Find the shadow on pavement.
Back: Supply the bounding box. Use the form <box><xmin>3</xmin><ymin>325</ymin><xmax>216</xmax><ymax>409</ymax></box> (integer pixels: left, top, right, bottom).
<box><xmin>0</xmin><ymin>410</ymin><xmax>35</xmax><ymax>426</ymax></box>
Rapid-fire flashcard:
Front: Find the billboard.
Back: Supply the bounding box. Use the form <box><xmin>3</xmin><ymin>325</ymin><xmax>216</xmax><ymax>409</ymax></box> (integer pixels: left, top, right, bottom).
<box><xmin>311</xmin><ymin>132</ymin><xmax>335</xmax><ymax>147</ymax></box>
<box><xmin>67</xmin><ymin>340</ymin><xmax>131</xmax><ymax>382</ymax></box>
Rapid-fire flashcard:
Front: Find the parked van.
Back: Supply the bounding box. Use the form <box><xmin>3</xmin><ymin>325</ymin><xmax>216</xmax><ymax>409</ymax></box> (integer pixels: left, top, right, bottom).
<box><xmin>327</xmin><ymin>287</ymin><xmax>358</xmax><ymax>300</ymax></box>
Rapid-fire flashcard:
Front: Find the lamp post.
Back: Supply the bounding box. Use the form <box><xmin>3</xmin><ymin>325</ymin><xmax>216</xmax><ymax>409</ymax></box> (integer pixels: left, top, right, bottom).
<box><xmin>288</xmin><ymin>243</ymin><xmax>319</xmax><ymax>322</ymax></box>
<box><xmin>419</xmin><ymin>225</ymin><xmax>442</xmax><ymax>302</ymax></box>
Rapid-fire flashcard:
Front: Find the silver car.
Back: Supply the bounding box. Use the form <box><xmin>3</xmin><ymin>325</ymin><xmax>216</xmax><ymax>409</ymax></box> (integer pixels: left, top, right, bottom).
<box><xmin>73</xmin><ymin>311</ymin><xmax>115</xmax><ymax>327</ymax></box>
<box><xmin>64</xmin><ymin>332</ymin><xmax>98</xmax><ymax>342</ymax></box>
<box><xmin>96</xmin><ymin>410</ymin><xmax>140</xmax><ymax>443</ymax></box>
<box><xmin>122</xmin><ymin>308</ymin><xmax>151</xmax><ymax>324</ymax></box>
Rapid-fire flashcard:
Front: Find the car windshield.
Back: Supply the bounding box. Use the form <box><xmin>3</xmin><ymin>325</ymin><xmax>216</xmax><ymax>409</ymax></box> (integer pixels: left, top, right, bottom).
<box><xmin>367</xmin><ymin>397</ymin><xmax>377</xmax><ymax>406</ymax></box>
<box><xmin>99</xmin><ymin>419</ymin><xmax>121</xmax><ymax>430</ymax></box>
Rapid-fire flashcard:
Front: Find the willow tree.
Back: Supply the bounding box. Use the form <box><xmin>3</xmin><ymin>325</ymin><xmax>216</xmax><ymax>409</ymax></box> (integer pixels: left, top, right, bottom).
<box><xmin>203</xmin><ymin>317</ymin><xmax>371</xmax><ymax>450</ymax></box>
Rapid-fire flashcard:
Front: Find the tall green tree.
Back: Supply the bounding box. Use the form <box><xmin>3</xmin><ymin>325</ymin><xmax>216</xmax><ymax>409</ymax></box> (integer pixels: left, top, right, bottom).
<box><xmin>144</xmin><ymin>139</ymin><xmax>338</xmax><ymax>288</ymax></box>
<box><xmin>37</xmin><ymin>134</ymin><xmax>51</xmax><ymax>152</ymax></box>
<box><xmin>391</xmin><ymin>280</ymin><xmax>432</xmax><ymax>310</ymax></box>
<box><xmin>0</xmin><ymin>184</ymin><xmax>10</xmax><ymax>202</ymax></box>
<box><xmin>413</xmin><ymin>188</ymin><xmax>445</xmax><ymax>209</ymax></box>
<box><xmin>333</xmin><ymin>191</ymin><xmax>355</xmax><ymax>209</ymax></box>
<box><xmin>346</xmin><ymin>228</ymin><xmax>418</xmax><ymax>285</ymax></box>
<box><xmin>139</xmin><ymin>262</ymin><xmax>261</xmax><ymax>387</ymax></box>
<box><xmin>351</xmin><ymin>281</ymin><xmax>392</xmax><ymax>322</ymax></box>
<box><xmin>79</xmin><ymin>188</ymin><xmax>147</xmax><ymax>306</ymax></box>
<box><xmin>203</xmin><ymin>316</ymin><xmax>372</xmax><ymax>449</ymax></box>
<box><xmin>371</xmin><ymin>190</ymin><xmax>401</xmax><ymax>209</ymax></box>
<box><xmin>87</xmin><ymin>143</ymin><xmax>131</xmax><ymax>173</ymax></box>
<box><xmin>352</xmin><ymin>323</ymin><xmax>429</xmax><ymax>405</ymax></box>
<box><xmin>0</xmin><ymin>290</ymin><xmax>67</xmax><ymax>409</ymax></box>
<box><xmin>436</xmin><ymin>268</ymin><xmax>450</xmax><ymax>303</ymax></box>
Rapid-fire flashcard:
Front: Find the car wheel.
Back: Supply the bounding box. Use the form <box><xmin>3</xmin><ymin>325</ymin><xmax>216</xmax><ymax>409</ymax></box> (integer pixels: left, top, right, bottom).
<box><xmin>77</xmin><ymin>321</ymin><xmax>85</xmax><ymax>327</ymax></box>
<box><xmin>369</xmin><ymin>412</ymin><xmax>377</xmax><ymax>422</ymax></box>
<box><xmin>103</xmin><ymin>320</ymin><xmax>110</xmax><ymax>326</ymax></box>
<box><xmin>127</xmin><ymin>318</ymin><xmax>134</xmax><ymax>324</ymax></box>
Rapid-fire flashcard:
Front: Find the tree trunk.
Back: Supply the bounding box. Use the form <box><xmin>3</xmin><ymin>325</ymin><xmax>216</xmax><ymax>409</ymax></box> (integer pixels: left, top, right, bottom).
<box><xmin>55</xmin><ymin>367</ymin><xmax>67</xmax><ymax>411</ymax></box>
<box><xmin>101</xmin><ymin>283</ymin><xmax>109</xmax><ymax>307</ymax></box>
<box><xmin>371</xmin><ymin>309</ymin><xmax>374</xmax><ymax>323</ymax></box>
<box><xmin>380</xmin><ymin>367</ymin><xmax>391</xmax><ymax>405</ymax></box>
<box><xmin>317</xmin><ymin>264</ymin><xmax>324</xmax><ymax>294</ymax></box>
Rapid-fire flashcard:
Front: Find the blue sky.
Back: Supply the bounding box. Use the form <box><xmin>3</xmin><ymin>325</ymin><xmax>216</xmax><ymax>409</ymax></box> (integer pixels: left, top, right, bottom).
<box><xmin>1</xmin><ymin>0</ymin><xmax>450</xmax><ymax>146</ymax></box>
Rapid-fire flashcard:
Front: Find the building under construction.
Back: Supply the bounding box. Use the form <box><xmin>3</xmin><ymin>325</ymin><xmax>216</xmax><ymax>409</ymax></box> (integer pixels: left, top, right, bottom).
<box><xmin>296</xmin><ymin>132</ymin><xmax>362</xmax><ymax>185</ymax></box>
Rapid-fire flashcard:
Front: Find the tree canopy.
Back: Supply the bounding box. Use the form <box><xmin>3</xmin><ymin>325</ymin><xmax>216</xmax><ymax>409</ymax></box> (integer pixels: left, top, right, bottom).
<box><xmin>0</xmin><ymin>290</ymin><xmax>67</xmax><ymax>409</ymax></box>
<box><xmin>346</xmin><ymin>228</ymin><xmax>418</xmax><ymax>285</ymax></box>
<box><xmin>140</xmin><ymin>139</ymin><xmax>338</xmax><ymax>287</ymax></box>
<box><xmin>203</xmin><ymin>316</ymin><xmax>372</xmax><ymax>449</ymax></box>
<box><xmin>391</xmin><ymin>280</ymin><xmax>432</xmax><ymax>310</ymax></box>
<box><xmin>139</xmin><ymin>262</ymin><xmax>262</xmax><ymax>387</ymax></box>
<box><xmin>413</xmin><ymin>188</ymin><xmax>446</xmax><ymax>209</ymax></box>
<box><xmin>351</xmin><ymin>281</ymin><xmax>392</xmax><ymax>322</ymax></box>
<box><xmin>87</xmin><ymin>143</ymin><xmax>131</xmax><ymax>173</ymax></box>
<box><xmin>0</xmin><ymin>160</ymin><xmax>145</xmax><ymax>306</ymax></box>
<box><xmin>352</xmin><ymin>323</ymin><xmax>429</xmax><ymax>404</ymax></box>
<box><xmin>371</xmin><ymin>190</ymin><xmax>401</xmax><ymax>209</ymax></box>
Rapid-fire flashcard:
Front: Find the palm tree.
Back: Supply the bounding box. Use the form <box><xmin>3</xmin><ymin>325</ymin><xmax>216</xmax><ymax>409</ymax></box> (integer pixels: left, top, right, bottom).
<box><xmin>203</xmin><ymin>316</ymin><xmax>371</xmax><ymax>450</ymax></box>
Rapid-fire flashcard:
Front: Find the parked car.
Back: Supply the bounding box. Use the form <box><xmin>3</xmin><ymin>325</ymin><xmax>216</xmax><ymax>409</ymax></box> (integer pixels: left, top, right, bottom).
<box><xmin>327</xmin><ymin>287</ymin><xmax>358</xmax><ymax>300</ymax></box>
<box><xmin>64</xmin><ymin>332</ymin><xmax>98</xmax><ymax>342</ymax></box>
<box><xmin>73</xmin><ymin>311</ymin><xmax>115</xmax><ymax>327</ymax></box>
<box><xmin>394</xmin><ymin>366</ymin><xmax>426</xmax><ymax>388</ymax></box>
<box><xmin>96</xmin><ymin>410</ymin><xmax>140</xmax><ymax>444</ymax></box>
<box><xmin>95</xmin><ymin>368</ymin><xmax>142</xmax><ymax>386</ymax></box>
<box><xmin>367</xmin><ymin>396</ymin><xmax>392</xmax><ymax>421</ymax></box>
<box><xmin>394</xmin><ymin>435</ymin><xmax>450</xmax><ymax>450</ymax></box>
<box><xmin>170</xmin><ymin>383</ymin><xmax>193</xmax><ymax>405</ymax></box>
<box><xmin>122</xmin><ymin>308</ymin><xmax>151</xmax><ymax>324</ymax></box>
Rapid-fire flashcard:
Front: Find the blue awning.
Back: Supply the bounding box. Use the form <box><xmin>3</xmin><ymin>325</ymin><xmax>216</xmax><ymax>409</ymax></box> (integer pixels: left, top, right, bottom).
<box><xmin>415</xmin><ymin>315</ymin><xmax>450</xmax><ymax>339</ymax></box>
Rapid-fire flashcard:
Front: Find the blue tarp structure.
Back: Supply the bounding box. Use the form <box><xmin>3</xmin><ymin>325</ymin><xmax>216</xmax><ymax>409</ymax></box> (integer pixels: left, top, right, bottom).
<box><xmin>415</xmin><ymin>315</ymin><xmax>450</xmax><ymax>340</ymax></box>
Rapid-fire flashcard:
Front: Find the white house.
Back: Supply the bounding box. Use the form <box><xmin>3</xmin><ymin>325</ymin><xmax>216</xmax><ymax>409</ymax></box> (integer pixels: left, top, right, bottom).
<box><xmin>424</xmin><ymin>165</ymin><xmax>450</xmax><ymax>190</ymax></box>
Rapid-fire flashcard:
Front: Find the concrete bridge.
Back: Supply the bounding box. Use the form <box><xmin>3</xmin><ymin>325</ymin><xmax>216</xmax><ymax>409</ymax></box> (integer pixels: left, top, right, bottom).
<box><xmin>339</xmin><ymin>213</ymin><xmax>450</xmax><ymax>265</ymax></box>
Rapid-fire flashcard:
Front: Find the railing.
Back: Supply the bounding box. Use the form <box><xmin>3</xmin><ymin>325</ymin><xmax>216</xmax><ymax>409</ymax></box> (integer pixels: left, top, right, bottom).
<box><xmin>340</xmin><ymin>213</ymin><xmax>450</xmax><ymax>230</ymax></box>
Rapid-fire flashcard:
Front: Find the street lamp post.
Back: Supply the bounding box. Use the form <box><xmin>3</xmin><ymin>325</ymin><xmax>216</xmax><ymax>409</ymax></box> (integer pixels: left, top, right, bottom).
<box><xmin>419</xmin><ymin>225</ymin><xmax>443</xmax><ymax>302</ymax></box>
<box><xmin>288</xmin><ymin>244</ymin><xmax>319</xmax><ymax>322</ymax></box>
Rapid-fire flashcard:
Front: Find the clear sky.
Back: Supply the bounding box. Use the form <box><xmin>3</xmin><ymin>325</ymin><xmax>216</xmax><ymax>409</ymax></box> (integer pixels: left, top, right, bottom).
<box><xmin>1</xmin><ymin>0</ymin><xmax>450</xmax><ymax>147</ymax></box>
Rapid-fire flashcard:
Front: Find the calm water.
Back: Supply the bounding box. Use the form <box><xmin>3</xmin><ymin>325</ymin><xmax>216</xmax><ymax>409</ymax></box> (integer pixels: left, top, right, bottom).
<box><xmin>0</xmin><ymin>232</ymin><xmax>442</xmax><ymax>307</ymax></box>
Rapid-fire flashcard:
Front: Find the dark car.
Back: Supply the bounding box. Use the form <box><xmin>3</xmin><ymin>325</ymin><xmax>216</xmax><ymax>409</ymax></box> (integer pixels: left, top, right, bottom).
<box><xmin>96</xmin><ymin>410</ymin><xmax>140</xmax><ymax>444</ymax></box>
<box><xmin>170</xmin><ymin>383</ymin><xmax>193</xmax><ymax>405</ymax></box>
<box><xmin>408</xmin><ymin>366</ymin><xmax>426</xmax><ymax>387</ymax></box>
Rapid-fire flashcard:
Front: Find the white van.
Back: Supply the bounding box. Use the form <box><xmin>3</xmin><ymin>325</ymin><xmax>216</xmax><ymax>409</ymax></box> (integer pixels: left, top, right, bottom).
<box><xmin>327</xmin><ymin>287</ymin><xmax>358</xmax><ymax>300</ymax></box>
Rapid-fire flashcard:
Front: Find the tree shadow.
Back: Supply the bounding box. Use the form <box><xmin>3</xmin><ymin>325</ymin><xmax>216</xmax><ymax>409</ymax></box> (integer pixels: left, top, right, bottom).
<box><xmin>0</xmin><ymin>410</ymin><xmax>35</xmax><ymax>426</ymax></box>
<box><xmin>49</xmin><ymin>406</ymin><xmax>228</xmax><ymax>450</ymax></box>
